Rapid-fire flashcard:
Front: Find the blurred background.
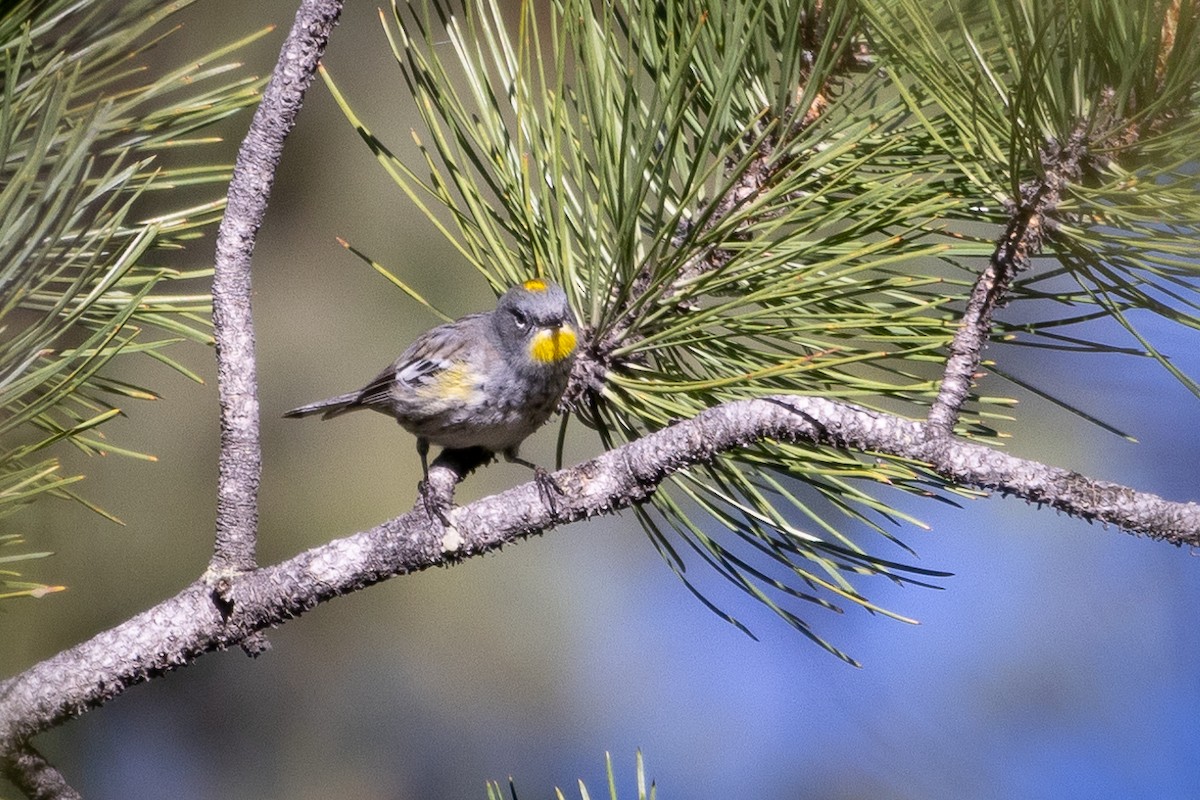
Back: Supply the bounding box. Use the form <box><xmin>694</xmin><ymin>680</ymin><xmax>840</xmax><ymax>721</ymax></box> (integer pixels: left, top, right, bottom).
<box><xmin>4</xmin><ymin>2</ymin><xmax>1200</xmax><ymax>798</ymax></box>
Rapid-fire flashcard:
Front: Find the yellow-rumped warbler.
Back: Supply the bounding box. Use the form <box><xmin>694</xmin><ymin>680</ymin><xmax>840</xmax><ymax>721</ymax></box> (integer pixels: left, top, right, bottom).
<box><xmin>284</xmin><ymin>279</ymin><xmax>578</xmax><ymax>491</ymax></box>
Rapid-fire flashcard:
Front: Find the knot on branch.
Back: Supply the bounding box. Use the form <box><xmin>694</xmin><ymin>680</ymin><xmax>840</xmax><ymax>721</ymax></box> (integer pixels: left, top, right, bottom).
<box><xmin>210</xmin><ymin>576</ymin><xmax>237</xmax><ymax>621</ymax></box>
<box><xmin>202</xmin><ymin>570</ymin><xmax>271</xmax><ymax>657</ymax></box>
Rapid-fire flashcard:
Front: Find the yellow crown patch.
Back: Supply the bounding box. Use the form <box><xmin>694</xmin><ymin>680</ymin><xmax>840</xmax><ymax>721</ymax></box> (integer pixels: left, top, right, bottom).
<box><xmin>529</xmin><ymin>325</ymin><xmax>577</xmax><ymax>364</ymax></box>
<box><xmin>522</xmin><ymin>278</ymin><xmax>549</xmax><ymax>292</ymax></box>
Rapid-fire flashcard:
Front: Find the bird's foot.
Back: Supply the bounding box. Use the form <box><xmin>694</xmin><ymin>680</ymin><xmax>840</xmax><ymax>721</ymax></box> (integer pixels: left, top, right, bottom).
<box><xmin>533</xmin><ymin>466</ymin><xmax>563</xmax><ymax>515</ymax></box>
<box><xmin>418</xmin><ymin>479</ymin><xmax>453</xmax><ymax>526</ymax></box>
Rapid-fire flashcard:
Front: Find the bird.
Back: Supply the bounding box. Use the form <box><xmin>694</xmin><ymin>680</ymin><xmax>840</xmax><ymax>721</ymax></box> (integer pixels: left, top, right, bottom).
<box><xmin>284</xmin><ymin>279</ymin><xmax>578</xmax><ymax>507</ymax></box>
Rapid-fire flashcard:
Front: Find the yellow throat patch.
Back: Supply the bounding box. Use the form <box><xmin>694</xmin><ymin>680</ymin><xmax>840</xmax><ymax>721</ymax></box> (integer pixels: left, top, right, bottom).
<box><xmin>529</xmin><ymin>325</ymin><xmax>577</xmax><ymax>364</ymax></box>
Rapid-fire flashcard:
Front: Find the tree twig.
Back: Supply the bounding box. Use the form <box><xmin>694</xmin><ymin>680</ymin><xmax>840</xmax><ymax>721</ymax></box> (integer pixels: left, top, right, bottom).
<box><xmin>3</xmin><ymin>393</ymin><xmax>1196</xmax><ymax>755</ymax></box>
<box><xmin>208</xmin><ymin>0</ymin><xmax>345</xmax><ymax>578</ymax></box>
<box><xmin>206</xmin><ymin>0</ymin><xmax>345</xmax><ymax>664</ymax></box>
<box><xmin>926</xmin><ymin>130</ymin><xmax>1087</xmax><ymax>434</ymax></box>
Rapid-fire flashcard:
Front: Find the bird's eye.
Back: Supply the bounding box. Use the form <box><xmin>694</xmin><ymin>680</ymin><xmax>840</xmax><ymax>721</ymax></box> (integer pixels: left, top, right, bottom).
<box><xmin>511</xmin><ymin>308</ymin><xmax>528</xmax><ymax>329</ymax></box>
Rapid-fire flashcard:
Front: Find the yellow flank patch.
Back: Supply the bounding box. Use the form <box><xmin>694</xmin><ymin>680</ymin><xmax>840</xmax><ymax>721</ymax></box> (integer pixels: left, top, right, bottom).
<box><xmin>523</xmin><ymin>278</ymin><xmax>549</xmax><ymax>292</ymax></box>
<box><xmin>529</xmin><ymin>325</ymin><xmax>577</xmax><ymax>364</ymax></box>
<box><xmin>425</xmin><ymin>363</ymin><xmax>476</xmax><ymax>400</ymax></box>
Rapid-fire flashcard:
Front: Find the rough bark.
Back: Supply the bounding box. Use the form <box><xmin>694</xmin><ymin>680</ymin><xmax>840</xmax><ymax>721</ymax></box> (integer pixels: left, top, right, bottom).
<box><xmin>3</xmin><ymin>394</ymin><xmax>1197</xmax><ymax>756</ymax></box>
<box><xmin>209</xmin><ymin>0</ymin><xmax>345</xmax><ymax>577</ymax></box>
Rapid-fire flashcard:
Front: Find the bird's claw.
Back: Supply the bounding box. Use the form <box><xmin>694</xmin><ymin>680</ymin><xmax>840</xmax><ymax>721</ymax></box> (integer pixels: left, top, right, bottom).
<box><xmin>533</xmin><ymin>466</ymin><xmax>563</xmax><ymax>515</ymax></box>
<box><xmin>418</xmin><ymin>479</ymin><xmax>452</xmax><ymax>526</ymax></box>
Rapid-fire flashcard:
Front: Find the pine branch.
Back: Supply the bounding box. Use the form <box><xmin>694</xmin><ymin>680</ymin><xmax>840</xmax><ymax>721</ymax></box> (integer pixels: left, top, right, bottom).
<box><xmin>927</xmin><ymin>127</ymin><xmax>1088</xmax><ymax>434</ymax></box>
<box><xmin>323</xmin><ymin>0</ymin><xmax>1200</xmax><ymax>651</ymax></box>
<box><xmin>2</xmin><ymin>393</ymin><xmax>1196</xmax><ymax>755</ymax></box>
<box><xmin>207</xmin><ymin>0</ymin><xmax>344</xmax><ymax>587</ymax></box>
<box><xmin>3</xmin><ymin>1</ymin><xmax>1197</xmax><ymax>793</ymax></box>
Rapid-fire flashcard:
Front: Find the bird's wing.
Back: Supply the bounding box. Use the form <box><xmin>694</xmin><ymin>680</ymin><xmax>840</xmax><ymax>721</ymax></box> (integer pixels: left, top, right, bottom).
<box><xmin>350</xmin><ymin>362</ymin><xmax>405</xmax><ymax>409</ymax></box>
<box><xmin>354</xmin><ymin>313</ymin><xmax>488</xmax><ymax>406</ymax></box>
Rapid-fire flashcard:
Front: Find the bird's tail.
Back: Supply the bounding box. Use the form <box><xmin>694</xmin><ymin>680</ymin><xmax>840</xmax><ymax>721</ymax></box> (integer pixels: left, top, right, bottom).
<box><xmin>282</xmin><ymin>392</ymin><xmax>361</xmax><ymax>420</ymax></box>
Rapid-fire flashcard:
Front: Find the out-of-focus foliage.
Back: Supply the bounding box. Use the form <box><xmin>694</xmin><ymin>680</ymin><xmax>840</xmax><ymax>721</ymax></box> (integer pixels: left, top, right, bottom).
<box><xmin>321</xmin><ymin>0</ymin><xmax>1199</xmax><ymax>662</ymax></box>
<box><xmin>486</xmin><ymin>752</ymin><xmax>654</xmax><ymax>800</ymax></box>
<box><xmin>0</xmin><ymin>0</ymin><xmax>267</xmax><ymax>600</ymax></box>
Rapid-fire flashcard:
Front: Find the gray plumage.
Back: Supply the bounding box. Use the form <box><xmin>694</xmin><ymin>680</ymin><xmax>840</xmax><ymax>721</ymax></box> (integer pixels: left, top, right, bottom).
<box><xmin>284</xmin><ymin>281</ymin><xmax>578</xmax><ymax>468</ymax></box>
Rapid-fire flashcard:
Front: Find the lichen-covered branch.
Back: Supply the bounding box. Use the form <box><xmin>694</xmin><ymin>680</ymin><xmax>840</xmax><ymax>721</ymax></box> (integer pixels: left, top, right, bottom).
<box><xmin>3</xmin><ymin>393</ymin><xmax>1196</xmax><ymax>758</ymax></box>
<box><xmin>208</xmin><ymin>0</ymin><xmax>345</xmax><ymax>577</ymax></box>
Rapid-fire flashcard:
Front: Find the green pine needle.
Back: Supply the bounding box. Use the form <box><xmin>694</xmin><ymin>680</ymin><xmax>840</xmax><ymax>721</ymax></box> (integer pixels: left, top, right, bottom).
<box><xmin>325</xmin><ymin>0</ymin><xmax>1200</xmax><ymax>660</ymax></box>
<box><xmin>0</xmin><ymin>0</ymin><xmax>265</xmax><ymax>596</ymax></box>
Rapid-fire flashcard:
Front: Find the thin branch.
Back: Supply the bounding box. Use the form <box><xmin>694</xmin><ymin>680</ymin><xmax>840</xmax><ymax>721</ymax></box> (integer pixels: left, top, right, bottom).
<box><xmin>927</xmin><ymin>129</ymin><xmax>1087</xmax><ymax>434</ymax></box>
<box><xmin>1</xmin><ymin>743</ymin><xmax>82</xmax><ymax>800</ymax></box>
<box><xmin>208</xmin><ymin>0</ymin><xmax>345</xmax><ymax>577</ymax></box>
<box><xmin>3</xmin><ymin>393</ymin><xmax>1196</xmax><ymax>753</ymax></box>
